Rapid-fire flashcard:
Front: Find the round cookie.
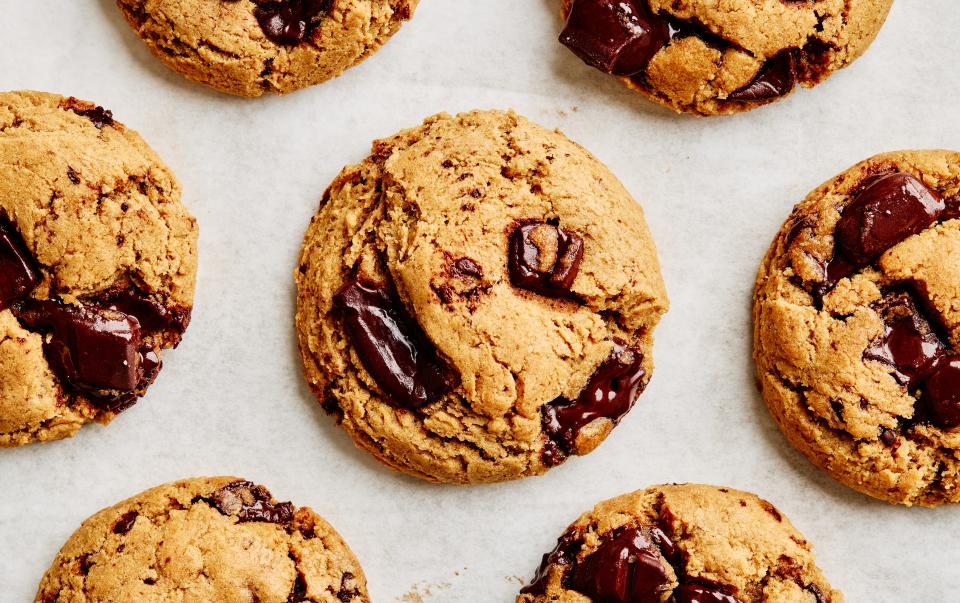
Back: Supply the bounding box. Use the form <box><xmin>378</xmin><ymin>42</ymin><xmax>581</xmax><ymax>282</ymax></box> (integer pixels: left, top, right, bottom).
<box><xmin>754</xmin><ymin>150</ymin><xmax>960</xmax><ymax>506</ymax></box>
<box><xmin>557</xmin><ymin>0</ymin><xmax>892</xmax><ymax>116</ymax></box>
<box><xmin>517</xmin><ymin>483</ymin><xmax>842</xmax><ymax>603</ymax></box>
<box><xmin>35</xmin><ymin>477</ymin><xmax>369</xmax><ymax>602</ymax></box>
<box><xmin>116</xmin><ymin>0</ymin><xmax>419</xmax><ymax>97</ymax></box>
<box><xmin>0</xmin><ymin>90</ymin><xmax>198</xmax><ymax>448</ymax></box>
<box><xmin>296</xmin><ymin>109</ymin><xmax>668</xmax><ymax>484</ymax></box>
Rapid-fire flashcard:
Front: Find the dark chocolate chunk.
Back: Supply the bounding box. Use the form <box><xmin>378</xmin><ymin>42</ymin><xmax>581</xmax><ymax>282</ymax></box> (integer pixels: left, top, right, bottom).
<box><xmin>559</xmin><ymin>0</ymin><xmax>670</xmax><ymax>76</ymax></box>
<box><xmin>728</xmin><ymin>50</ymin><xmax>797</xmax><ymax>102</ymax></box>
<box><xmin>450</xmin><ymin>257</ymin><xmax>483</xmax><ymax>279</ymax></box>
<box><xmin>673</xmin><ymin>584</ymin><xmax>741</xmax><ymax>603</ymax></box>
<box><xmin>879</xmin><ymin>427</ymin><xmax>898</xmax><ymax>447</ymax></box>
<box><xmin>810</xmin><ymin>253</ymin><xmax>857</xmax><ymax>301</ymax></box>
<box><xmin>664</xmin><ymin>15</ymin><xmax>732</xmax><ymax>50</ymax></box>
<box><xmin>541</xmin><ymin>343</ymin><xmax>646</xmax><ymax>466</ymax></box>
<box><xmin>15</xmin><ymin>299</ymin><xmax>144</xmax><ymax>392</ymax></box>
<box><xmin>864</xmin><ymin>292</ymin><xmax>945</xmax><ymax>388</ymax></box>
<box><xmin>567</xmin><ymin>526</ymin><xmax>673</xmax><ymax>603</ymax></box>
<box><xmin>519</xmin><ymin>529</ymin><xmax>583</xmax><ymax>596</ymax></box>
<box><xmin>834</xmin><ymin>172</ymin><xmax>944</xmax><ymax>266</ymax></box>
<box><xmin>811</xmin><ymin>172</ymin><xmax>946</xmax><ymax>298</ymax></box>
<box><xmin>509</xmin><ymin>221</ymin><xmax>584</xmax><ymax>299</ymax></box>
<box><xmin>209</xmin><ymin>480</ymin><xmax>294</xmax><ymax>524</ymax></box>
<box><xmin>113</xmin><ymin>511</ymin><xmax>139</xmax><ymax>535</ymax></box>
<box><xmin>100</xmin><ymin>288</ymin><xmax>191</xmax><ymax>338</ymax></box>
<box><xmin>944</xmin><ymin>192</ymin><xmax>960</xmax><ymax>221</ymax></box>
<box><xmin>923</xmin><ymin>355</ymin><xmax>960</xmax><ymax>429</ymax></box>
<box><xmin>61</xmin><ymin>97</ymin><xmax>115</xmax><ymax>129</ymax></box>
<box><xmin>806</xmin><ymin>583</ymin><xmax>828</xmax><ymax>603</ymax></box>
<box><xmin>334</xmin><ymin>276</ymin><xmax>459</xmax><ymax>410</ymax></box>
<box><xmin>862</xmin><ymin>291</ymin><xmax>960</xmax><ymax>431</ymax></box>
<box><xmin>337</xmin><ymin>572</ymin><xmax>362</xmax><ymax>602</ymax></box>
<box><xmin>253</xmin><ymin>0</ymin><xmax>332</xmax><ymax>46</ymax></box>
<box><xmin>287</xmin><ymin>574</ymin><xmax>307</xmax><ymax>603</ymax></box>
<box><xmin>0</xmin><ymin>216</ymin><xmax>40</xmax><ymax>310</ymax></box>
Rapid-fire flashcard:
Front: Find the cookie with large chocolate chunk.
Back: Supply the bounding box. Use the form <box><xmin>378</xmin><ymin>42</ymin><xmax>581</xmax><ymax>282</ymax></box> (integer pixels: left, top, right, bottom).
<box><xmin>557</xmin><ymin>0</ymin><xmax>892</xmax><ymax>116</ymax></box>
<box><xmin>518</xmin><ymin>484</ymin><xmax>842</xmax><ymax>603</ymax></box>
<box><xmin>295</xmin><ymin>110</ymin><xmax>668</xmax><ymax>483</ymax></box>
<box><xmin>34</xmin><ymin>477</ymin><xmax>369</xmax><ymax>602</ymax></box>
<box><xmin>0</xmin><ymin>91</ymin><xmax>197</xmax><ymax>448</ymax></box>
<box><xmin>754</xmin><ymin>150</ymin><xmax>960</xmax><ymax>506</ymax></box>
<box><xmin>115</xmin><ymin>0</ymin><xmax>418</xmax><ymax>97</ymax></box>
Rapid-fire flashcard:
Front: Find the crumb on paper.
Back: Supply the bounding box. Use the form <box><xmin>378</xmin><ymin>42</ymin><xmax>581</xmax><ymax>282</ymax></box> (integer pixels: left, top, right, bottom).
<box><xmin>398</xmin><ymin>581</ymin><xmax>452</xmax><ymax>602</ymax></box>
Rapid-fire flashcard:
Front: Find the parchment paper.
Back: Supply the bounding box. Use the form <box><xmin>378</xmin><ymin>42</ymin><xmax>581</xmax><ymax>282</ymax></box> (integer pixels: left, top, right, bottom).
<box><xmin>2</xmin><ymin>1</ymin><xmax>958</xmax><ymax>600</ymax></box>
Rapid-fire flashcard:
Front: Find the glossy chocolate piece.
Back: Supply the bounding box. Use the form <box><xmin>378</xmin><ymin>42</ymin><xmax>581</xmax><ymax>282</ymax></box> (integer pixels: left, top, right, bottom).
<box><xmin>728</xmin><ymin>50</ymin><xmax>797</xmax><ymax>102</ymax></box>
<box><xmin>673</xmin><ymin>584</ymin><xmax>741</xmax><ymax>603</ymax></box>
<box><xmin>0</xmin><ymin>217</ymin><xmax>40</xmax><ymax>310</ymax></box>
<box><xmin>567</xmin><ymin>526</ymin><xmax>673</xmax><ymax>603</ymax></box>
<box><xmin>520</xmin><ymin>530</ymin><xmax>582</xmax><ymax>596</ymax></box>
<box><xmin>541</xmin><ymin>343</ymin><xmax>646</xmax><ymax>466</ymax></box>
<box><xmin>864</xmin><ymin>292</ymin><xmax>945</xmax><ymax>388</ymax></box>
<box><xmin>509</xmin><ymin>222</ymin><xmax>584</xmax><ymax>299</ymax></box>
<box><xmin>334</xmin><ymin>277</ymin><xmax>459</xmax><ymax>410</ymax></box>
<box><xmin>923</xmin><ymin>356</ymin><xmax>960</xmax><ymax>429</ymax></box>
<box><xmin>15</xmin><ymin>299</ymin><xmax>144</xmax><ymax>392</ymax></box>
<box><xmin>101</xmin><ymin>288</ymin><xmax>191</xmax><ymax>338</ymax></box>
<box><xmin>209</xmin><ymin>480</ymin><xmax>295</xmax><ymax>524</ymax></box>
<box><xmin>811</xmin><ymin>172</ymin><xmax>946</xmax><ymax>297</ymax></box>
<box><xmin>834</xmin><ymin>172</ymin><xmax>944</xmax><ymax>266</ymax></box>
<box><xmin>253</xmin><ymin>0</ymin><xmax>331</xmax><ymax>46</ymax></box>
<box><xmin>863</xmin><ymin>291</ymin><xmax>960</xmax><ymax>430</ymax></box>
<box><xmin>559</xmin><ymin>0</ymin><xmax>670</xmax><ymax>76</ymax></box>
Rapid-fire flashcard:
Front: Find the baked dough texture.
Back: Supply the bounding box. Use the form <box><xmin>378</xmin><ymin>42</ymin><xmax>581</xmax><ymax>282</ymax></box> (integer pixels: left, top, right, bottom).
<box><xmin>35</xmin><ymin>477</ymin><xmax>369</xmax><ymax>603</ymax></box>
<box><xmin>559</xmin><ymin>0</ymin><xmax>892</xmax><ymax>116</ymax></box>
<box><xmin>116</xmin><ymin>0</ymin><xmax>418</xmax><ymax>97</ymax></box>
<box><xmin>754</xmin><ymin>150</ymin><xmax>960</xmax><ymax>506</ymax></box>
<box><xmin>296</xmin><ymin>109</ymin><xmax>668</xmax><ymax>484</ymax></box>
<box><xmin>0</xmin><ymin>90</ymin><xmax>198</xmax><ymax>448</ymax></box>
<box><xmin>518</xmin><ymin>483</ymin><xmax>842</xmax><ymax>603</ymax></box>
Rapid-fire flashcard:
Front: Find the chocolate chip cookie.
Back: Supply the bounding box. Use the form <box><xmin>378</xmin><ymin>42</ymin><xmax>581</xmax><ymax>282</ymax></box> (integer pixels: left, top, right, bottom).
<box><xmin>518</xmin><ymin>484</ymin><xmax>841</xmax><ymax>603</ymax></box>
<box><xmin>116</xmin><ymin>0</ymin><xmax>418</xmax><ymax>97</ymax></box>
<box><xmin>296</xmin><ymin>110</ymin><xmax>668</xmax><ymax>484</ymax></box>
<box><xmin>35</xmin><ymin>477</ymin><xmax>369</xmax><ymax>602</ymax></box>
<box><xmin>754</xmin><ymin>150</ymin><xmax>960</xmax><ymax>506</ymax></box>
<box><xmin>0</xmin><ymin>91</ymin><xmax>198</xmax><ymax>448</ymax></box>
<box><xmin>558</xmin><ymin>0</ymin><xmax>892</xmax><ymax>116</ymax></box>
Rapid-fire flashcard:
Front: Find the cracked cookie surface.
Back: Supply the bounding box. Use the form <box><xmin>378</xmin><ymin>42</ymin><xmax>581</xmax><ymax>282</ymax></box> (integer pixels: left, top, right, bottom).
<box><xmin>35</xmin><ymin>477</ymin><xmax>369</xmax><ymax>603</ymax></box>
<box><xmin>558</xmin><ymin>0</ymin><xmax>892</xmax><ymax>116</ymax></box>
<box><xmin>754</xmin><ymin>150</ymin><xmax>960</xmax><ymax>506</ymax></box>
<box><xmin>0</xmin><ymin>90</ymin><xmax>198</xmax><ymax>448</ymax></box>
<box><xmin>116</xmin><ymin>0</ymin><xmax>418</xmax><ymax>97</ymax></box>
<box><xmin>295</xmin><ymin>110</ymin><xmax>668</xmax><ymax>484</ymax></box>
<box><xmin>517</xmin><ymin>483</ymin><xmax>842</xmax><ymax>603</ymax></box>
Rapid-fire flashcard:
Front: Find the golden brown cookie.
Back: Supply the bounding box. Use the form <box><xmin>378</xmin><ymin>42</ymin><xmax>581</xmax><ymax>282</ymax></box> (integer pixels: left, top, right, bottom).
<box><xmin>0</xmin><ymin>90</ymin><xmax>198</xmax><ymax>448</ymax></box>
<box><xmin>116</xmin><ymin>0</ymin><xmax>418</xmax><ymax>97</ymax></box>
<box><xmin>754</xmin><ymin>150</ymin><xmax>960</xmax><ymax>506</ymax></box>
<box><xmin>295</xmin><ymin>109</ymin><xmax>668</xmax><ymax>484</ymax></box>
<box><xmin>557</xmin><ymin>0</ymin><xmax>892</xmax><ymax>116</ymax></box>
<box><xmin>517</xmin><ymin>484</ymin><xmax>842</xmax><ymax>603</ymax></box>
<box><xmin>34</xmin><ymin>477</ymin><xmax>369</xmax><ymax>602</ymax></box>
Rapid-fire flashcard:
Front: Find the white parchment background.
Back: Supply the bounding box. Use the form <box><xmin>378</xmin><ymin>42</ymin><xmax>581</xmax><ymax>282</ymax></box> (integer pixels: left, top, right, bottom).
<box><xmin>2</xmin><ymin>1</ymin><xmax>959</xmax><ymax>601</ymax></box>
